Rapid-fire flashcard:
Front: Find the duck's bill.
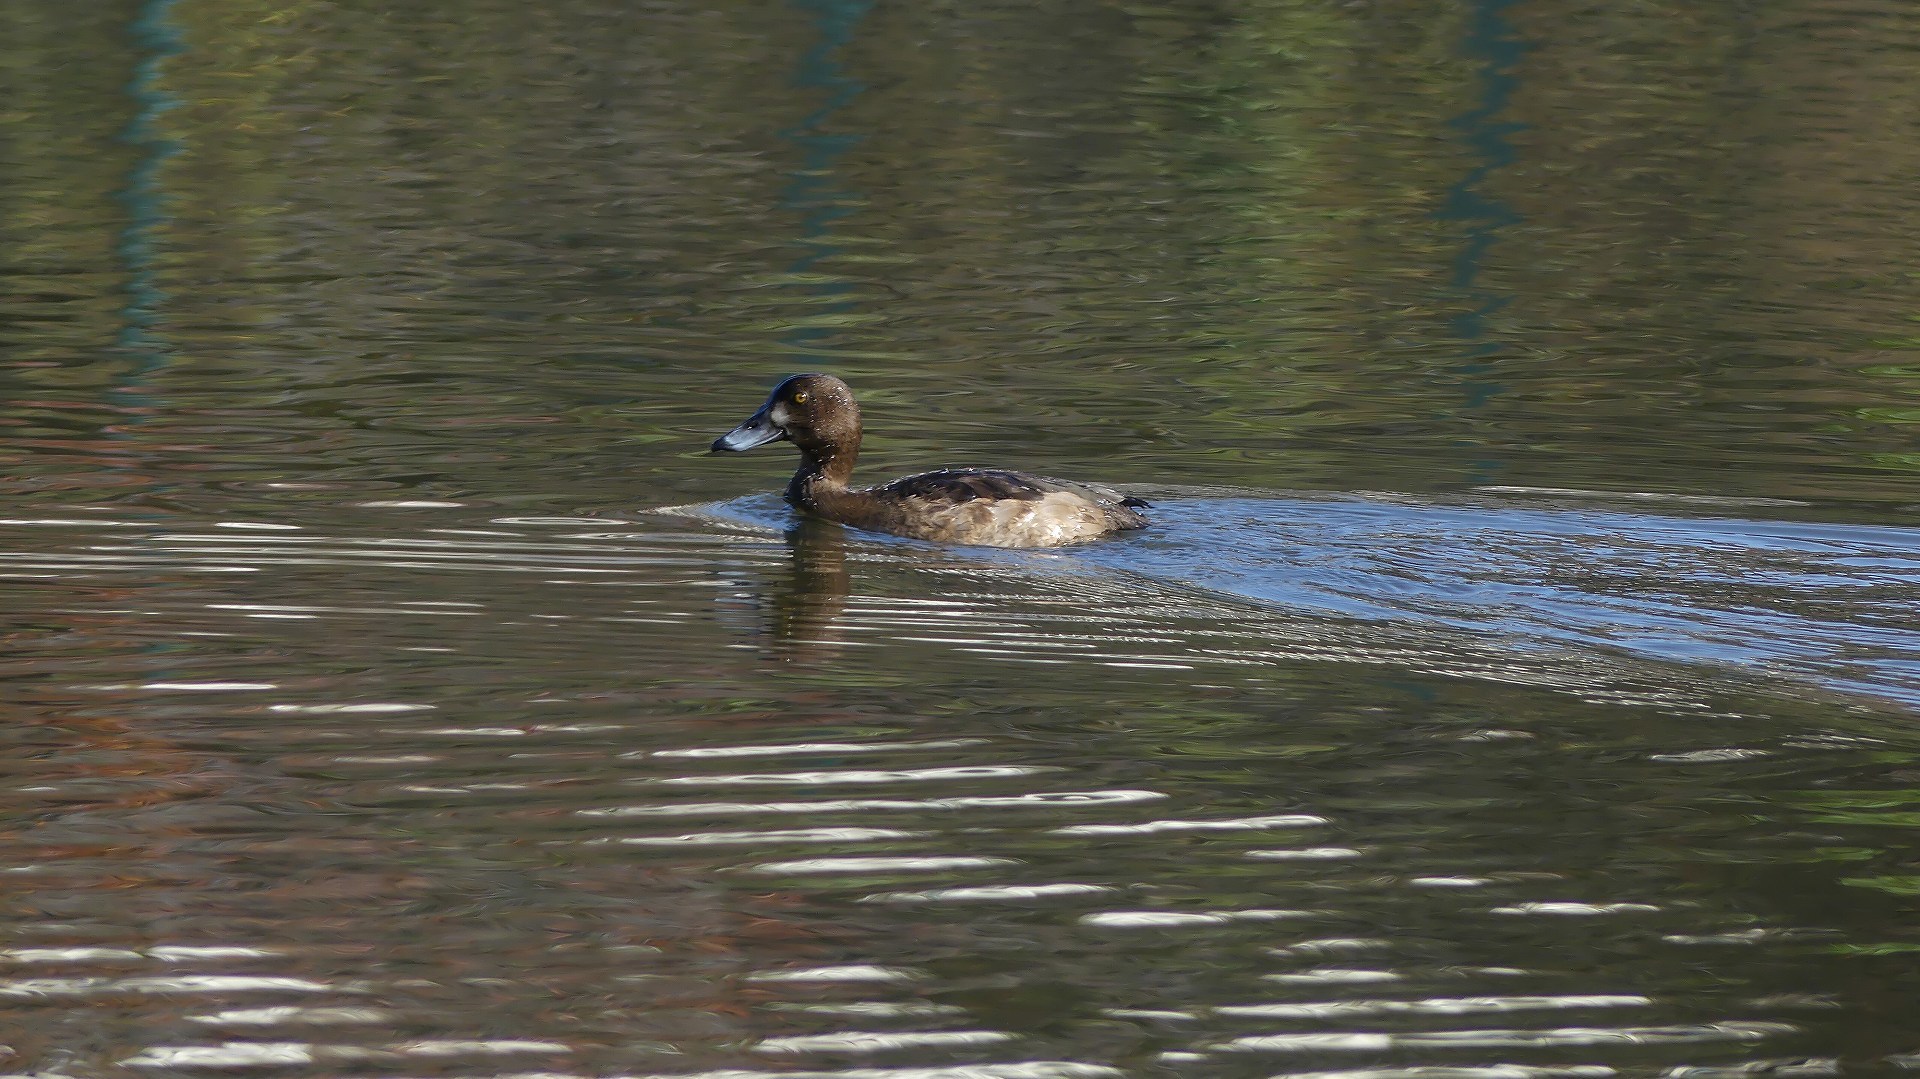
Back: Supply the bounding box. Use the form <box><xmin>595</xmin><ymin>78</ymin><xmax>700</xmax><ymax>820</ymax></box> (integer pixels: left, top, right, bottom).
<box><xmin>711</xmin><ymin>410</ymin><xmax>786</xmax><ymax>452</ymax></box>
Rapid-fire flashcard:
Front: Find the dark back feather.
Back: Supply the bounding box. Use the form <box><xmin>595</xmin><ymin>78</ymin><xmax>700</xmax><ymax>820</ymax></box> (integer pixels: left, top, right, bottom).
<box><xmin>876</xmin><ymin>469</ymin><xmax>1054</xmax><ymax>505</ymax></box>
<box><xmin>875</xmin><ymin>468</ymin><xmax>1146</xmax><ymax>514</ymax></box>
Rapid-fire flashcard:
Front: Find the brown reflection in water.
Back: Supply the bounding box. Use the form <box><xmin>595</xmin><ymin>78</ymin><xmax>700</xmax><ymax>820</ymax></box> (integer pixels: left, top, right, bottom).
<box><xmin>764</xmin><ymin>517</ymin><xmax>853</xmax><ymax>661</ymax></box>
<box><xmin>0</xmin><ymin>697</ymin><xmax>224</xmax><ymax>838</ymax></box>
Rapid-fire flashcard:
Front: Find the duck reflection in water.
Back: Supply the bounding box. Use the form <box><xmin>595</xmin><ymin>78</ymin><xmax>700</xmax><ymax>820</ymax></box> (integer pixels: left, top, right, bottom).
<box><xmin>712</xmin><ymin>373</ymin><xmax>1148</xmax><ymax>548</ymax></box>
<box><xmin>759</xmin><ymin>516</ymin><xmax>853</xmax><ymax>660</ymax></box>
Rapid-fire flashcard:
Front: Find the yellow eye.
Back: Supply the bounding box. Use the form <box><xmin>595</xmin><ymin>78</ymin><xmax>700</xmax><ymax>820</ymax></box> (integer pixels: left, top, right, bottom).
<box><xmin>792</xmin><ymin>391</ymin><xmax>809</xmax><ymax>404</ymax></box>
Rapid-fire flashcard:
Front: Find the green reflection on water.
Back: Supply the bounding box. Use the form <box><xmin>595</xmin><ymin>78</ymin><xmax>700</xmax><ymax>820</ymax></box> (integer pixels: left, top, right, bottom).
<box><xmin>5</xmin><ymin>0</ymin><xmax>1919</xmax><ymax>510</ymax></box>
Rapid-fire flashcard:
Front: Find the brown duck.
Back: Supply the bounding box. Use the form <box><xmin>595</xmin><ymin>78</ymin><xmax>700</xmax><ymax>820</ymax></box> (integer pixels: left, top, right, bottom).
<box><xmin>711</xmin><ymin>373</ymin><xmax>1149</xmax><ymax>548</ymax></box>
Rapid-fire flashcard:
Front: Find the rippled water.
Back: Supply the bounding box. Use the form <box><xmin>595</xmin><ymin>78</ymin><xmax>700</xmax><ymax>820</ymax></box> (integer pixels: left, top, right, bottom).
<box><xmin>5</xmin><ymin>0</ymin><xmax>1920</xmax><ymax>1075</ymax></box>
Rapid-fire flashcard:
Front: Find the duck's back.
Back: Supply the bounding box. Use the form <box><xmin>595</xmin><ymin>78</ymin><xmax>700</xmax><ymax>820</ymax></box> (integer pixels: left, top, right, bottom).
<box><xmin>853</xmin><ymin>468</ymin><xmax>1148</xmax><ymax>548</ymax></box>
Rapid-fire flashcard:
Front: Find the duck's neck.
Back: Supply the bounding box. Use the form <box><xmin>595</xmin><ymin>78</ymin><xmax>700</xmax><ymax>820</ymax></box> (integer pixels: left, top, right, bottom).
<box><xmin>786</xmin><ymin>445</ymin><xmax>860</xmax><ymax>511</ymax></box>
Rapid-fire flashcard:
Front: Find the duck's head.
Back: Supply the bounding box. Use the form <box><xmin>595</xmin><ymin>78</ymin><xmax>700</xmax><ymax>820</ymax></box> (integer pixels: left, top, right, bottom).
<box><xmin>711</xmin><ymin>373</ymin><xmax>862</xmax><ymax>458</ymax></box>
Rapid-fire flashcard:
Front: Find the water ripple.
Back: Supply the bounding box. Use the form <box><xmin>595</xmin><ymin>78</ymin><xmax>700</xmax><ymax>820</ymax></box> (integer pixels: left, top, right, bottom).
<box><xmin>1214</xmin><ymin>994</ymin><xmax>1653</xmax><ymax>1019</ymax></box>
<box><xmin>578</xmin><ymin>791</ymin><xmax>1168</xmax><ymax>819</ymax></box>
<box><xmin>756</xmin><ymin>1030</ymin><xmax>1017</xmax><ymax>1054</ymax></box>
<box><xmin>1215</xmin><ymin>1022</ymin><xmax>1797</xmax><ymax>1051</ymax></box>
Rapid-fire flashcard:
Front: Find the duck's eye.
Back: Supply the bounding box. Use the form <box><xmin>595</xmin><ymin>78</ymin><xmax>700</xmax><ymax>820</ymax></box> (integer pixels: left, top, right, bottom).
<box><xmin>791</xmin><ymin>391</ymin><xmax>809</xmax><ymax>405</ymax></box>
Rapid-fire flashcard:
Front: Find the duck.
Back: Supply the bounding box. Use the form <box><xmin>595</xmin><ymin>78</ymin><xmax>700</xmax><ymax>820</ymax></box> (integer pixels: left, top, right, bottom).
<box><xmin>711</xmin><ymin>373</ymin><xmax>1149</xmax><ymax>548</ymax></box>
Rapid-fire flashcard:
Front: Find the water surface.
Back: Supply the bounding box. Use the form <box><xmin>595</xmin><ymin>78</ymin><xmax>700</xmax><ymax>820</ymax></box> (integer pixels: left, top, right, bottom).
<box><xmin>4</xmin><ymin>0</ymin><xmax>1920</xmax><ymax>1075</ymax></box>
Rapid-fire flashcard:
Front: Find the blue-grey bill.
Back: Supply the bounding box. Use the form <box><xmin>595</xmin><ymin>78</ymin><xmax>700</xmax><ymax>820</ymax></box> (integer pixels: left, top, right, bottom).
<box><xmin>712</xmin><ymin>413</ymin><xmax>785</xmax><ymax>452</ymax></box>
